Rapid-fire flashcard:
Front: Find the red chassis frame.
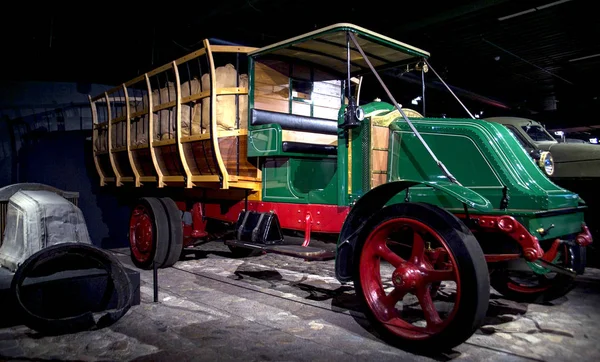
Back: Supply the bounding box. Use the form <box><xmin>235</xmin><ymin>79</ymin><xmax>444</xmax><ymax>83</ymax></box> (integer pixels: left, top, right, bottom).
<box><xmin>178</xmin><ymin>200</ymin><xmax>590</xmax><ymax>263</ymax></box>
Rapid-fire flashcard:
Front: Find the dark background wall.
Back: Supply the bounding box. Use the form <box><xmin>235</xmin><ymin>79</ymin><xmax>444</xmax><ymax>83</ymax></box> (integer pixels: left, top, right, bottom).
<box><xmin>0</xmin><ymin>81</ymin><xmax>131</xmax><ymax>249</ymax></box>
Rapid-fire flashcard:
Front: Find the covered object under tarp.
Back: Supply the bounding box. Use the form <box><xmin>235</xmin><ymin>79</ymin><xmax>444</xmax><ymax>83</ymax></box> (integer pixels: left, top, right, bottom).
<box><xmin>0</xmin><ymin>190</ymin><xmax>91</xmax><ymax>272</ymax></box>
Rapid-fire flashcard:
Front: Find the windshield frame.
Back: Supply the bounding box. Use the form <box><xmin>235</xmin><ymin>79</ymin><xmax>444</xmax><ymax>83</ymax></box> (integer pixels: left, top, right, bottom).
<box><xmin>521</xmin><ymin>124</ymin><xmax>557</xmax><ymax>144</ymax></box>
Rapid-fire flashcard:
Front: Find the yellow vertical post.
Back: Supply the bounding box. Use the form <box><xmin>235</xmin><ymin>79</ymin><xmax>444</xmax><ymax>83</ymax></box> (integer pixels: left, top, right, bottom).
<box><xmin>88</xmin><ymin>95</ymin><xmax>105</xmax><ymax>186</ymax></box>
<box><xmin>172</xmin><ymin>61</ymin><xmax>194</xmax><ymax>188</ymax></box>
<box><xmin>204</xmin><ymin>39</ymin><xmax>229</xmax><ymax>189</ymax></box>
<box><xmin>105</xmin><ymin>92</ymin><xmax>122</xmax><ymax>186</ymax></box>
<box><xmin>123</xmin><ymin>84</ymin><xmax>141</xmax><ymax>187</ymax></box>
<box><xmin>145</xmin><ymin>74</ymin><xmax>165</xmax><ymax>187</ymax></box>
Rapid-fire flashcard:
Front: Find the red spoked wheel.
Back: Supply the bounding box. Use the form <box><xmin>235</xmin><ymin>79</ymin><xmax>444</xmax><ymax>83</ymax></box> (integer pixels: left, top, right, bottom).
<box><xmin>354</xmin><ymin>203</ymin><xmax>489</xmax><ymax>352</ymax></box>
<box><xmin>129</xmin><ymin>197</ymin><xmax>170</xmax><ymax>269</ymax></box>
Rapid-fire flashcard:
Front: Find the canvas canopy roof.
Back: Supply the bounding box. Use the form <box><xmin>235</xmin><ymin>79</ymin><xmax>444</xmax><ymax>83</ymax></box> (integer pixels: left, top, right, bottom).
<box><xmin>250</xmin><ymin>23</ymin><xmax>430</xmax><ymax>77</ymax></box>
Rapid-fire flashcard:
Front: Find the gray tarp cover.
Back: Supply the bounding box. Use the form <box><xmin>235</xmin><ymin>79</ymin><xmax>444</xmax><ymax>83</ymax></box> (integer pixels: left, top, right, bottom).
<box><xmin>0</xmin><ymin>190</ymin><xmax>91</xmax><ymax>272</ymax></box>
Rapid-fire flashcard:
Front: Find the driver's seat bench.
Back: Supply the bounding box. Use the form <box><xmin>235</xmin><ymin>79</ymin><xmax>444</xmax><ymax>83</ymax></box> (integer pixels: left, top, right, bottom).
<box><xmin>249</xmin><ymin>109</ymin><xmax>338</xmax><ymax>157</ymax></box>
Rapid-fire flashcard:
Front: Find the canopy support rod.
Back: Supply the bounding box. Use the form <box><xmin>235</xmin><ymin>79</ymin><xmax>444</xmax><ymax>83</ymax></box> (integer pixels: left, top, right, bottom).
<box><xmin>423</xmin><ymin>59</ymin><xmax>475</xmax><ymax>119</ymax></box>
<box><xmin>347</xmin><ymin>32</ymin><xmax>461</xmax><ymax>185</ymax></box>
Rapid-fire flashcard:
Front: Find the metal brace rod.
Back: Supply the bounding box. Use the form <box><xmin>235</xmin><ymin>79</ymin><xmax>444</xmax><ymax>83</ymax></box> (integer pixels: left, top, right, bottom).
<box><xmin>424</xmin><ymin>59</ymin><xmax>476</xmax><ymax>119</ymax></box>
<box><xmin>347</xmin><ymin>32</ymin><xmax>461</xmax><ymax>186</ymax></box>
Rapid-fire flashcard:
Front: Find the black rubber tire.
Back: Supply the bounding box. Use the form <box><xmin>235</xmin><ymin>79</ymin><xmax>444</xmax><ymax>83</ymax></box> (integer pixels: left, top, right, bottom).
<box><xmin>129</xmin><ymin>197</ymin><xmax>170</xmax><ymax>269</ymax></box>
<box><xmin>159</xmin><ymin>197</ymin><xmax>184</xmax><ymax>267</ymax></box>
<box><xmin>490</xmin><ymin>246</ymin><xmax>584</xmax><ymax>303</ymax></box>
<box><xmin>353</xmin><ymin>202</ymin><xmax>490</xmax><ymax>352</ymax></box>
<box><xmin>11</xmin><ymin>243</ymin><xmax>133</xmax><ymax>335</ymax></box>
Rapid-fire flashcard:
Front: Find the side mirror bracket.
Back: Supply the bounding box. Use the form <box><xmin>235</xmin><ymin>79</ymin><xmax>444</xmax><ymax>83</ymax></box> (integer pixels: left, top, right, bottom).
<box><xmin>340</xmin><ymin>97</ymin><xmax>363</xmax><ymax>129</ymax></box>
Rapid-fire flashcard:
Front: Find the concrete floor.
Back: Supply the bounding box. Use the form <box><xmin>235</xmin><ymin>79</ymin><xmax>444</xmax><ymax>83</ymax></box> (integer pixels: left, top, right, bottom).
<box><xmin>2</xmin><ymin>242</ymin><xmax>600</xmax><ymax>361</ymax></box>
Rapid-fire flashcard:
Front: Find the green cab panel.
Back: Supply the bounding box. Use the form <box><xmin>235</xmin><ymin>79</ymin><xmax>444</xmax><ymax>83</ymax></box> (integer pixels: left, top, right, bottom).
<box><xmin>248</xmin><ymin>124</ymin><xmax>336</xmax><ymax>159</ymax></box>
<box><xmin>262</xmin><ymin>157</ymin><xmax>338</xmax><ymax>204</ymax></box>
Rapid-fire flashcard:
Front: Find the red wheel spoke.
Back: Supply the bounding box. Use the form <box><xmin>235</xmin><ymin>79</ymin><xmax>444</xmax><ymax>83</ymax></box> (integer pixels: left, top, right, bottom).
<box><xmin>416</xmin><ymin>286</ymin><xmax>443</xmax><ymax>327</ymax></box>
<box><xmin>410</xmin><ymin>232</ymin><xmax>425</xmax><ymax>264</ymax></box>
<box><xmin>385</xmin><ymin>287</ymin><xmax>406</xmax><ymax>308</ymax></box>
<box><xmin>375</xmin><ymin>243</ymin><xmax>405</xmax><ymax>268</ymax></box>
<box><xmin>423</xmin><ymin>268</ymin><xmax>456</xmax><ymax>283</ymax></box>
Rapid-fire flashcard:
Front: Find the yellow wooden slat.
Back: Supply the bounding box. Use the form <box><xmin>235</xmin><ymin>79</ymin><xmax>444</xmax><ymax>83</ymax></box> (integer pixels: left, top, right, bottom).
<box><xmin>111</xmin><ymin>146</ymin><xmax>128</xmax><ymax>153</ymax></box>
<box><xmin>124</xmin><ymin>75</ymin><xmax>146</xmax><ymax>87</ymax></box>
<box><xmin>181</xmin><ymin>134</ymin><xmax>211</xmax><ymax>143</ymax></box>
<box><xmin>145</xmin><ymin>74</ymin><xmax>165</xmax><ymax>188</ymax></box>
<box><xmin>218</xmin><ymin>129</ymin><xmax>248</xmax><ymax>137</ymax></box>
<box><xmin>131</xmin><ymin>109</ymin><xmax>149</xmax><ymax>118</ymax></box>
<box><xmin>139</xmin><ymin>176</ymin><xmax>157</xmax><ymax>182</ymax></box>
<box><xmin>130</xmin><ymin>144</ymin><xmax>150</xmax><ymax>150</ymax></box>
<box><xmin>191</xmin><ymin>175</ymin><xmax>221</xmax><ymax>183</ymax></box>
<box><xmin>210</xmin><ymin>45</ymin><xmax>258</xmax><ymax>53</ymax></box>
<box><xmin>162</xmin><ymin>176</ymin><xmax>185</xmax><ymax>182</ymax></box>
<box><xmin>110</xmin><ymin>115</ymin><xmax>127</xmax><ymax>124</ymax></box>
<box><xmin>172</xmin><ymin>61</ymin><xmax>194</xmax><ymax>189</ymax></box>
<box><xmin>89</xmin><ymin>95</ymin><xmax>105</xmax><ymax>186</ymax></box>
<box><xmin>182</xmin><ymin>90</ymin><xmax>210</xmax><ymax>104</ymax></box>
<box><xmin>228</xmin><ymin>180</ymin><xmax>262</xmax><ymax>191</ymax></box>
<box><xmin>174</xmin><ymin>48</ymin><xmax>207</xmax><ymax>65</ymax></box>
<box><xmin>105</xmin><ymin>93</ymin><xmax>122</xmax><ymax>186</ymax></box>
<box><xmin>152</xmin><ymin>139</ymin><xmax>177</xmax><ymax>147</ymax></box>
<box><xmin>205</xmin><ymin>39</ymin><xmax>229</xmax><ymax>189</ymax></box>
<box><xmin>146</xmin><ymin>62</ymin><xmax>175</xmax><ymax>78</ymax></box>
<box><xmin>217</xmin><ymin>87</ymin><xmax>248</xmax><ymax>95</ymax></box>
<box><xmin>123</xmin><ymin>84</ymin><xmax>141</xmax><ymax>187</ymax></box>
<box><xmin>153</xmin><ymin>100</ymin><xmax>177</xmax><ymax>112</ymax></box>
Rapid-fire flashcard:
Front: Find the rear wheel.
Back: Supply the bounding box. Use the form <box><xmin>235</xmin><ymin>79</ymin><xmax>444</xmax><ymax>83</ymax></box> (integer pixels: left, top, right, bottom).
<box><xmin>129</xmin><ymin>197</ymin><xmax>170</xmax><ymax>269</ymax></box>
<box><xmin>353</xmin><ymin>203</ymin><xmax>489</xmax><ymax>352</ymax></box>
<box><xmin>159</xmin><ymin>197</ymin><xmax>184</xmax><ymax>267</ymax></box>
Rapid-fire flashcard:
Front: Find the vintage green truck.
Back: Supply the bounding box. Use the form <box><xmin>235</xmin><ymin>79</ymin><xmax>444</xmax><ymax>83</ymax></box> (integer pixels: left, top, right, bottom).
<box><xmin>89</xmin><ymin>24</ymin><xmax>592</xmax><ymax>351</ymax></box>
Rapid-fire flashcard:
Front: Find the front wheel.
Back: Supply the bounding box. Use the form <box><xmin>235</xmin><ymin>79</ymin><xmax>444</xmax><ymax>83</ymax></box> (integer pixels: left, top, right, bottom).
<box><xmin>353</xmin><ymin>203</ymin><xmax>489</xmax><ymax>352</ymax></box>
<box><xmin>490</xmin><ymin>244</ymin><xmax>585</xmax><ymax>303</ymax></box>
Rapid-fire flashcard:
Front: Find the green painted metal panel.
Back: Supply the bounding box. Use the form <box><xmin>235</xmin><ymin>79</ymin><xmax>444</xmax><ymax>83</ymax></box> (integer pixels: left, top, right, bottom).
<box><xmin>248</xmin><ymin>125</ymin><xmax>280</xmax><ymax>156</ymax></box>
<box><xmin>524</xmin><ymin>211</ymin><xmax>585</xmax><ymax>241</ymax></box>
<box><xmin>262</xmin><ymin>157</ymin><xmax>338</xmax><ymax>204</ymax></box>
<box><xmin>386</xmin><ymin>116</ymin><xmax>580</xmax><ymax>211</ymax></box>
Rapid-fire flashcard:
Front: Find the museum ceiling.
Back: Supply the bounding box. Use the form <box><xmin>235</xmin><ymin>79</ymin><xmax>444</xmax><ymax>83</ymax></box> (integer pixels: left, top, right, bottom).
<box><xmin>1</xmin><ymin>0</ymin><xmax>598</xmax><ymax>125</ymax></box>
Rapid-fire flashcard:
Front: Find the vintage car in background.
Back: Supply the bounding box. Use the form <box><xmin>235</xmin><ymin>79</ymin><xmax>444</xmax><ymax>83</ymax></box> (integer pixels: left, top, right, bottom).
<box><xmin>88</xmin><ymin>24</ymin><xmax>592</xmax><ymax>352</ymax></box>
<box><xmin>485</xmin><ymin>117</ymin><xmax>600</xmax><ymax>179</ymax></box>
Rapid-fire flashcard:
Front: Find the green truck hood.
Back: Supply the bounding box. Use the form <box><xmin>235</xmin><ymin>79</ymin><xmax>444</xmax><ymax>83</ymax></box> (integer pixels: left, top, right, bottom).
<box><xmin>387</xmin><ymin>117</ymin><xmax>580</xmax><ymax>211</ymax></box>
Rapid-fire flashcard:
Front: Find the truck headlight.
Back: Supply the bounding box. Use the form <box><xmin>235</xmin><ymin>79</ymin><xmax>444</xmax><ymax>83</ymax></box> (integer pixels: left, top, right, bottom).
<box><xmin>538</xmin><ymin>151</ymin><xmax>554</xmax><ymax>176</ymax></box>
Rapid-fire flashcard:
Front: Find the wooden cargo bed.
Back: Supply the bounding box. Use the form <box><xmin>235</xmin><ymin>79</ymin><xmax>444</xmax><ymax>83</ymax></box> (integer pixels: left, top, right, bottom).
<box><xmin>90</xmin><ymin>42</ymin><xmax>260</xmax><ymax>191</ymax></box>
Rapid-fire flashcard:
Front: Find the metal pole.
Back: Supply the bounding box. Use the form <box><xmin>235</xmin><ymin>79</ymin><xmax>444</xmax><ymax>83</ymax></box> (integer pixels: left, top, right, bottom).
<box><xmin>421</xmin><ymin>65</ymin><xmax>426</xmax><ymax>117</ymax></box>
<box><xmin>348</xmin><ymin>32</ymin><xmax>461</xmax><ymax>185</ymax></box>
<box><xmin>153</xmin><ymin>261</ymin><xmax>158</xmax><ymax>303</ymax></box>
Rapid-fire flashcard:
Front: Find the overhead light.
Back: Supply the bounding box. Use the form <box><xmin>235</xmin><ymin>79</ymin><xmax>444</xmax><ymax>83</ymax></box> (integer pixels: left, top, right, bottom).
<box><xmin>568</xmin><ymin>53</ymin><xmax>600</xmax><ymax>62</ymax></box>
<box><xmin>498</xmin><ymin>0</ymin><xmax>572</xmax><ymax>21</ymax></box>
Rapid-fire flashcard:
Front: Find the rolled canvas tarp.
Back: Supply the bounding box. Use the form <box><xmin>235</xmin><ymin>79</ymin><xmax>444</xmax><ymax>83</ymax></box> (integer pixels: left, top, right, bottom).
<box><xmin>0</xmin><ymin>190</ymin><xmax>91</xmax><ymax>272</ymax></box>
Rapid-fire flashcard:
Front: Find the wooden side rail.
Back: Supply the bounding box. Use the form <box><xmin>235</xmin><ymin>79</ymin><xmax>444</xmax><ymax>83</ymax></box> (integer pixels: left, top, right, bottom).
<box><xmin>90</xmin><ymin>41</ymin><xmax>259</xmax><ymax>190</ymax></box>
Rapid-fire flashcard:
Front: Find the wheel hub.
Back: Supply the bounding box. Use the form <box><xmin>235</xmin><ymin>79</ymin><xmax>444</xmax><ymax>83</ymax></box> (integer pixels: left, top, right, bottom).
<box><xmin>392</xmin><ymin>264</ymin><xmax>423</xmax><ymax>290</ymax></box>
<box><xmin>134</xmin><ymin>215</ymin><xmax>153</xmax><ymax>252</ymax></box>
